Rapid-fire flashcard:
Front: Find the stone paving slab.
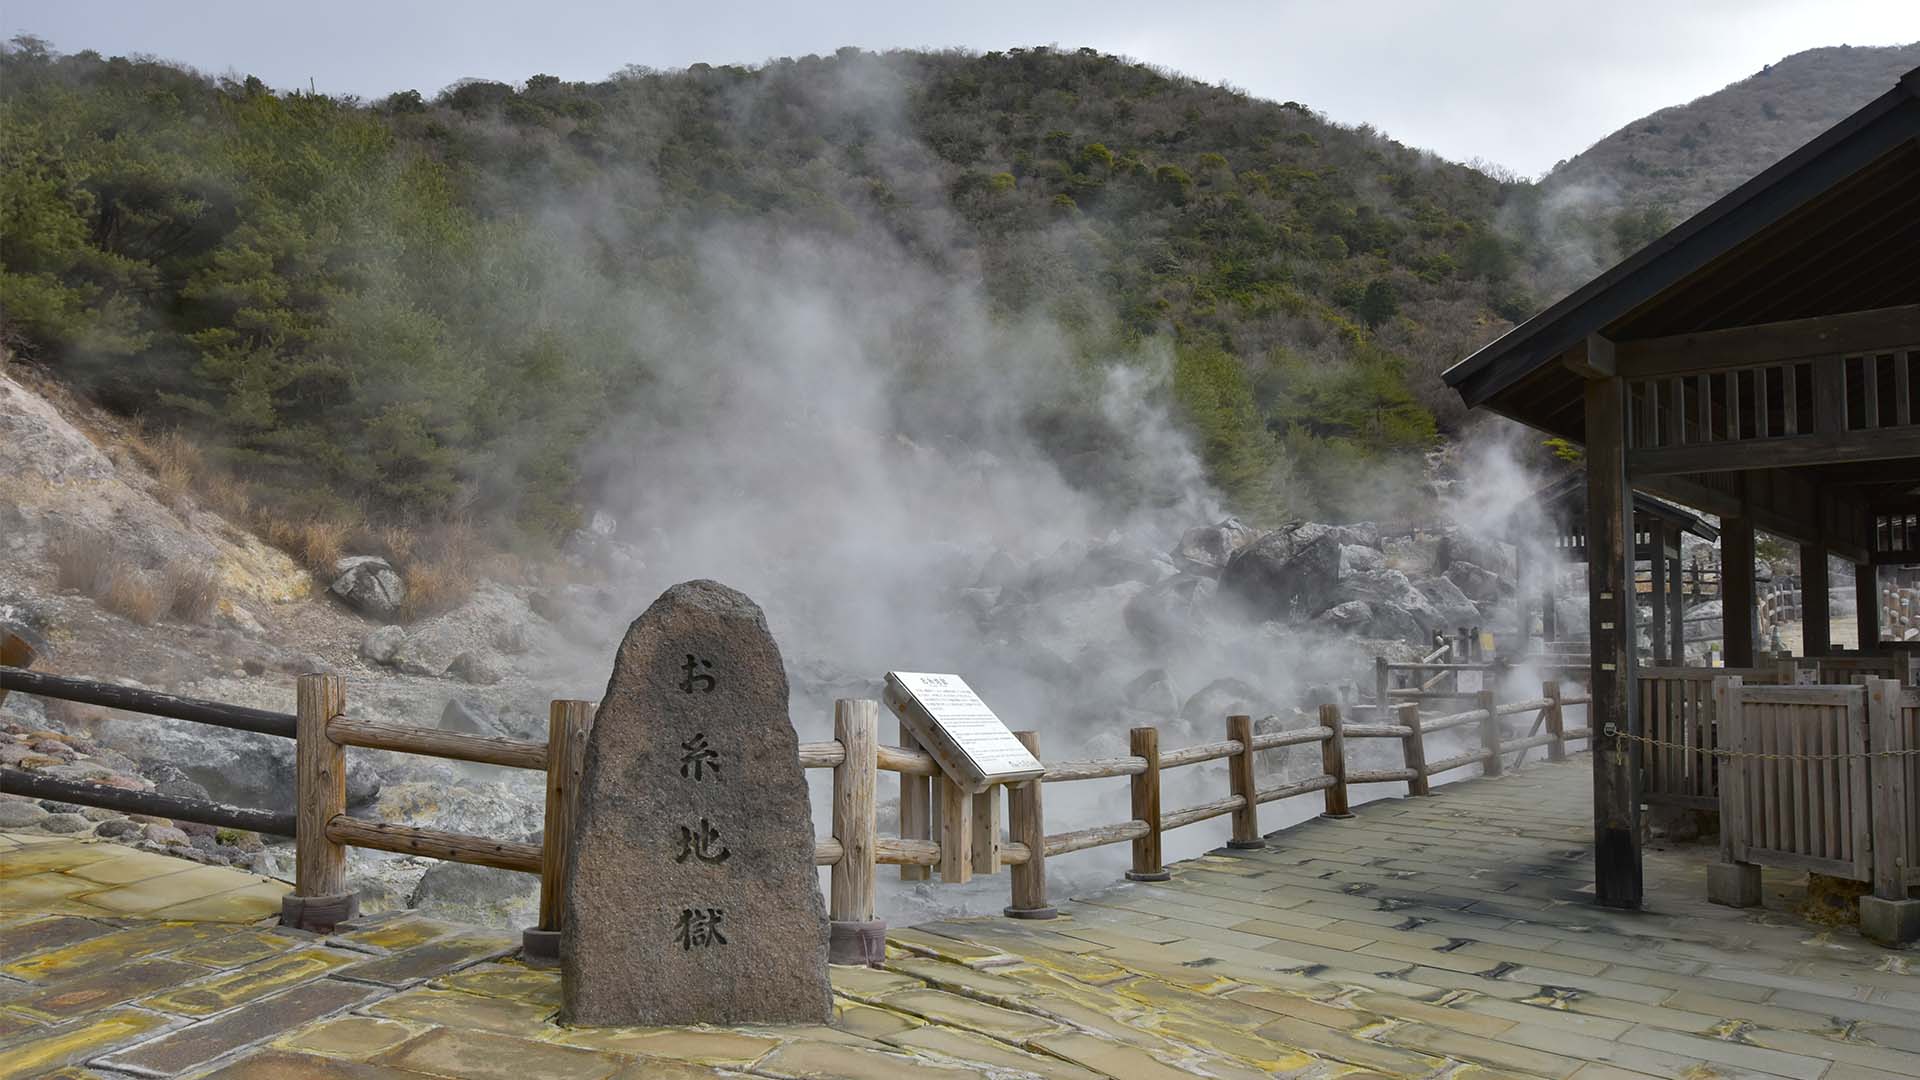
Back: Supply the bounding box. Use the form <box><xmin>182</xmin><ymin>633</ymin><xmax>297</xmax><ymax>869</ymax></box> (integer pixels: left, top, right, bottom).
<box><xmin>4</xmin><ymin>757</ymin><xmax>1920</xmax><ymax>1078</ymax></box>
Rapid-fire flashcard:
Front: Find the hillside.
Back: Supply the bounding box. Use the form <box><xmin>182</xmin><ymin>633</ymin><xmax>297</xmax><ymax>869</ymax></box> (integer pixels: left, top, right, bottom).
<box><xmin>0</xmin><ymin>38</ymin><xmax>1534</xmax><ymax>543</ymax></box>
<box><xmin>1511</xmin><ymin>42</ymin><xmax>1920</xmax><ymax>298</ymax></box>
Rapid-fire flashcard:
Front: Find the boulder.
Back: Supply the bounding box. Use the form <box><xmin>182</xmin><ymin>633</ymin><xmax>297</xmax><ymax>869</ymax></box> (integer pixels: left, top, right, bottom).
<box><xmin>330</xmin><ymin>556</ymin><xmax>405</xmax><ymax>621</ymax></box>
<box><xmin>1417</xmin><ymin>576</ymin><xmax>1482</xmax><ymax>631</ymax></box>
<box><xmin>95</xmin><ymin>715</ymin><xmax>381</xmax><ymax>814</ymax></box>
<box><xmin>1123</xmin><ymin>575</ymin><xmax>1216</xmax><ymax>651</ymax></box>
<box><xmin>1169</xmin><ymin>517</ymin><xmax>1262</xmax><ymax>577</ymax></box>
<box><xmin>447</xmin><ymin>651</ymin><xmax>503</xmax><ymax>686</ymax></box>
<box><xmin>1219</xmin><ymin>533</ymin><xmax>1348</xmax><ymax>621</ymax></box>
<box><xmin>1442</xmin><ymin>533</ymin><xmax>1516</xmax><ymax>581</ymax></box>
<box><xmin>1315</xmin><ymin>601</ymin><xmax>1373</xmax><ymax>631</ymax></box>
<box><xmin>1340</xmin><ymin>569</ymin><xmax>1445</xmax><ymax>633</ymax></box>
<box><xmin>1122</xmin><ymin>668</ymin><xmax>1181</xmax><ymax>717</ymax></box>
<box><xmin>1078</xmin><ymin>541</ymin><xmax>1168</xmax><ymax>588</ymax></box>
<box><xmin>409</xmin><ymin>860</ymin><xmax>538</xmax><ymax>928</ymax></box>
<box><xmin>1180</xmin><ymin>677</ymin><xmax>1279</xmax><ymax>729</ymax></box>
<box><xmin>1382</xmin><ymin>533</ymin><xmax>1442</xmax><ymax>576</ymax></box>
<box><xmin>1363</xmin><ymin>602</ymin><xmax>1427</xmax><ymax>642</ymax></box>
<box><xmin>360</xmin><ymin>625</ymin><xmax>407</xmax><ymax>665</ymax></box>
<box><xmin>1445</xmin><ymin>561</ymin><xmax>1504</xmax><ymax>602</ymax></box>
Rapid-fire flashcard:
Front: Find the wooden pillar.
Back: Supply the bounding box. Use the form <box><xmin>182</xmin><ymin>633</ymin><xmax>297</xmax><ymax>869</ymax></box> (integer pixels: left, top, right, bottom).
<box><xmin>1226</xmin><ymin>714</ymin><xmax>1263</xmax><ymax>849</ymax></box>
<box><xmin>1543</xmin><ymin>579</ymin><xmax>1559</xmax><ymax>643</ymax></box>
<box><xmin>526</xmin><ymin>699</ymin><xmax>594</xmax><ymax>962</ymax></box>
<box><xmin>1397</xmin><ymin>702</ymin><xmax>1430</xmax><ymax>796</ymax></box>
<box><xmin>281</xmin><ymin>673</ymin><xmax>357</xmax><ymax>933</ymax></box>
<box><xmin>1585</xmin><ymin>372</ymin><xmax>1642</xmax><ymax>909</ymax></box>
<box><xmin>1857</xmin><ymin>562</ymin><xmax>1880</xmax><ymax>650</ymax></box>
<box><xmin>970</xmin><ymin>787</ymin><xmax>1001</xmax><ymax>876</ymax></box>
<box><xmin>1544</xmin><ymin>681</ymin><xmax>1567</xmax><ymax>762</ymax></box>
<box><xmin>1669</xmin><ymin>547</ymin><xmax>1684</xmax><ymax>665</ymax></box>
<box><xmin>1514</xmin><ymin>549</ymin><xmax>1530</xmax><ymax>657</ymax></box>
<box><xmin>1004</xmin><ymin>731</ymin><xmax>1055</xmax><ymax>919</ymax></box>
<box><xmin>1319</xmin><ymin>703</ymin><xmax>1353</xmax><ymax>819</ymax></box>
<box><xmin>1126</xmin><ymin>727</ymin><xmax>1169</xmax><ymax>881</ymax></box>
<box><xmin>1802</xmin><ymin>544</ymin><xmax>1831</xmax><ymax>657</ymax></box>
<box><xmin>1650</xmin><ymin>530</ymin><xmax>1668</xmax><ymax>663</ymax></box>
<box><xmin>1374</xmin><ymin>656</ymin><xmax>1391</xmax><ymax>723</ymax></box>
<box><xmin>937</xmin><ymin>775</ymin><xmax>972</xmax><ymax>884</ymax></box>
<box><xmin>1723</xmin><ymin>517</ymin><xmax>1757</xmax><ymax>668</ymax></box>
<box><xmin>897</xmin><ymin>723</ymin><xmax>931</xmax><ymax>882</ymax></box>
<box><xmin>1478</xmin><ymin>689</ymin><xmax>1504</xmax><ymax>777</ymax></box>
<box><xmin>830</xmin><ymin>700</ymin><xmax>879</xmax><ymax>923</ymax></box>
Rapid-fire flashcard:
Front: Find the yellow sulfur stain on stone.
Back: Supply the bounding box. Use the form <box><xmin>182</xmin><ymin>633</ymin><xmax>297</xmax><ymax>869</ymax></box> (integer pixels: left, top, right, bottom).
<box><xmin>337</xmin><ymin>916</ymin><xmax>460</xmax><ymax>952</ymax></box>
<box><xmin>1148</xmin><ymin>1014</ymin><xmax>1319</xmax><ymax>1075</ymax></box>
<box><xmin>880</xmin><ymin>1024</ymin><xmax>1107</xmax><ymax>1080</ymax></box>
<box><xmin>832</xmin><ymin>1001</ymin><xmax>923</xmax><ymax>1039</ymax></box>
<box><xmin>873</xmin><ymin>987</ymin><xmax>1062</xmax><ymax>1040</ymax></box>
<box><xmin>2</xmin><ymin>921</ymin><xmax>232</xmax><ymax>980</ymax></box>
<box><xmin>0</xmin><ymin>1009</ymin><xmax>172</xmax><ymax>1076</ymax></box>
<box><xmin>543</xmin><ymin>1024</ymin><xmax>779</xmax><ymax>1065</ymax></box>
<box><xmin>139</xmin><ymin>948</ymin><xmax>356</xmax><ymax>1016</ymax></box>
<box><xmin>431</xmin><ymin>963</ymin><xmax>563</xmax><ymax>1006</ymax></box>
<box><xmin>171</xmin><ymin>929</ymin><xmax>306</xmax><ymax>968</ymax></box>
<box><xmin>146</xmin><ymin>880</ymin><xmax>290</xmax><ymax>923</ymax></box>
<box><xmin>367</xmin><ymin>987</ymin><xmax>555</xmax><ymax>1035</ymax></box>
<box><xmin>272</xmin><ymin>1014</ymin><xmax>427</xmax><ymax>1060</ymax></box>
<box><xmin>0</xmin><ymin>843</ymin><xmax>121</xmax><ymax>880</ymax></box>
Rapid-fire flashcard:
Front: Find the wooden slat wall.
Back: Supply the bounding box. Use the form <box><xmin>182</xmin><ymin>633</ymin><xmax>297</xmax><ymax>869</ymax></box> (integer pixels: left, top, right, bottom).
<box><xmin>1722</xmin><ymin>683</ymin><xmax>1870</xmax><ymax>881</ymax></box>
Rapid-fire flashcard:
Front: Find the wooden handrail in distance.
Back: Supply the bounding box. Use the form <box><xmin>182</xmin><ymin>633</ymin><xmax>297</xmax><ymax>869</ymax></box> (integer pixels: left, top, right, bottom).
<box><xmin>326</xmin><ymin>714</ymin><xmax>546</xmax><ymax>771</ymax></box>
<box><xmin>0</xmin><ymin>665</ymin><xmax>296</xmax><ymax>738</ymax></box>
<box><xmin>326</xmin><ymin>814</ymin><xmax>541</xmax><ymax>874</ymax></box>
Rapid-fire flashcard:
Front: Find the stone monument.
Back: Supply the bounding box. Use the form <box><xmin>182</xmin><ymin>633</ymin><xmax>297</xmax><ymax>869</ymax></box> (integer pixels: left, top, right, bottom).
<box><xmin>559</xmin><ymin>580</ymin><xmax>831</xmax><ymax>1026</ymax></box>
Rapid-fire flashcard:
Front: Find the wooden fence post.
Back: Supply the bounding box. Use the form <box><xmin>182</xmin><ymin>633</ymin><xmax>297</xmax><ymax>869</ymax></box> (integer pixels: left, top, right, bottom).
<box><xmin>1397</xmin><ymin>702</ymin><xmax>1430</xmax><ymax>796</ymax></box>
<box><xmin>525</xmin><ymin>698</ymin><xmax>594</xmax><ymax>963</ymax></box>
<box><xmin>1126</xmin><ymin>726</ymin><xmax>1169</xmax><ymax>881</ymax></box>
<box><xmin>1478</xmin><ymin>689</ymin><xmax>1504</xmax><ymax>777</ymax></box>
<box><xmin>1004</xmin><ymin>731</ymin><xmax>1055</xmax><ymax>919</ymax></box>
<box><xmin>1375</xmin><ymin>656</ymin><xmax>1391</xmax><ymax>723</ymax></box>
<box><xmin>281</xmin><ymin>673</ymin><xmax>356</xmax><ymax>933</ymax></box>
<box><xmin>1545</xmin><ymin>681</ymin><xmax>1567</xmax><ymax>762</ymax></box>
<box><xmin>897</xmin><ymin>722</ymin><xmax>931</xmax><ymax>882</ymax></box>
<box><xmin>971</xmin><ymin>787</ymin><xmax>1001</xmax><ymax>876</ymax></box>
<box><xmin>1320</xmin><ymin>703</ymin><xmax>1354</xmax><ymax>819</ymax></box>
<box><xmin>829</xmin><ymin>699</ymin><xmax>884</xmax><ymax>965</ymax></box>
<box><xmin>938</xmin><ymin>774</ymin><xmax>973</xmax><ymax>883</ymax></box>
<box><xmin>1226</xmin><ymin>714</ymin><xmax>1264</xmax><ymax>849</ymax></box>
<box><xmin>1862</xmin><ymin>678</ymin><xmax>1920</xmax><ymax>944</ymax></box>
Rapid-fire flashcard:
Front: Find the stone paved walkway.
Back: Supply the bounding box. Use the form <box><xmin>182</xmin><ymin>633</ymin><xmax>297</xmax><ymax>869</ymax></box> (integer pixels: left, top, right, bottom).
<box><xmin>3</xmin><ymin>758</ymin><xmax>1918</xmax><ymax>1078</ymax></box>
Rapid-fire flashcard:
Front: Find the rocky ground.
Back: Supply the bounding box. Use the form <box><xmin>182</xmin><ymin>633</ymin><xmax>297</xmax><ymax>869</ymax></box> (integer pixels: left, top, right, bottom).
<box><xmin>2</xmin><ymin>362</ymin><xmax>1586</xmax><ymax>926</ymax></box>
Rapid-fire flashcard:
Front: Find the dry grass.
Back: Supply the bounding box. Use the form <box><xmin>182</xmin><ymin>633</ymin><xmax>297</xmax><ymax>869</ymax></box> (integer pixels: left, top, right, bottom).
<box><xmin>163</xmin><ymin>560</ymin><xmax>220</xmax><ymax>624</ymax></box>
<box><xmin>130</xmin><ymin>429</ymin><xmax>206</xmax><ymax>512</ymax></box>
<box><xmin>101</xmin><ymin>569</ymin><xmax>167</xmax><ymax>626</ymax></box>
<box><xmin>397</xmin><ymin>520</ymin><xmax>479</xmax><ymax>622</ymax></box>
<box><xmin>262</xmin><ymin>514</ymin><xmax>351</xmax><ymax>575</ymax></box>
<box><xmin>50</xmin><ymin>528</ymin><xmax>116</xmax><ymax>596</ymax></box>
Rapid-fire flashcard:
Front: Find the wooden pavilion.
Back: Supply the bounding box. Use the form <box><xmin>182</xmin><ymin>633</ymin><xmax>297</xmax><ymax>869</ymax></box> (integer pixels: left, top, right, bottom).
<box><xmin>1444</xmin><ymin>67</ymin><xmax>1920</xmax><ymax>910</ymax></box>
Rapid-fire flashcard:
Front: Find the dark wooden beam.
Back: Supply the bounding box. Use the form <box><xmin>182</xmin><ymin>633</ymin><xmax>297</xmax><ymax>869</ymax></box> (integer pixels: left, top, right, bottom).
<box><xmin>1616</xmin><ymin>304</ymin><xmax>1920</xmax><ymax>380</ymax></box>
<box><xmin>1585</xmin><ymin>376</ymin><xmax>1641</xmax><ymax>909</ymax></box>
<box><xmin>1803</xmin><ymin>543</ymin><xmax>1831</xmax><ymax>656</ymax></box>
<box><xmin>1628</xmin><ymin>426</ymin><xmax>1920</xmax><ymax>476</ymax></box>
<box><xmin>1858</xmin><ymin>562</ymin><xmax>1881</xmax><ymax>647</ymax></box>
<box><xmin>1724</xmin><ymin>516</ymin><xmax>1758</xmax><ymax>668</ymax></box>
<box><xmin>1564</xmin><ymin>334</ymin><xmax>1616</xmax><ymax>379</ymax></box>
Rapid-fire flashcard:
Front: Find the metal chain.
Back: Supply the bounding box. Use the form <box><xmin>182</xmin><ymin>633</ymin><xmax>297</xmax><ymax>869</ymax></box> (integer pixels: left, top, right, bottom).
<box><xmin>1614</xmin><ymin>730</ymin><xmax>1920</xmax><ymax>761</ymax></box>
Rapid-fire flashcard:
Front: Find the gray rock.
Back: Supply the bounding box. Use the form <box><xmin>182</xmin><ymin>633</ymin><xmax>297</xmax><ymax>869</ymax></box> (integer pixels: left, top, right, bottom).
<box><xmin>447</xmin><ymin>651</ymin><xmax>503</xmax><ymax>686</ymax></box>
<box><xmin>1363</xmin><ymin>601</ymin><xmax>1427</xmax><ymax>642</ymax></box>
<box><xmin>1316</xmin><ymin>600</ymin><xmax>1374</xmax><ymax>631</ymax></box>
<box><xmin>1180</xmin><ymin>677</ymin><xmax>1278</xmax><ymax>729</ymax></box>
<box><xmin>975</xmin><ymin>550</ymin><xmax>1024</xmax><ymax>589</ymax></box>
<box><xmin>157</xmin><ymin>777</ymin><xmax>212</xmax><ymax>802</ymax></box>
<box><xmin>39</xmin><ymin>812</ymin><xmax>90</xmax><ymax>833</ymax></box>
<box><xmin>0</xmin><ymin>800</ymin><xmax>48</xmax><ymax>828</ymax></box>
<box><xmin>561</xmin><ymin>580</ymin><xmax>830</xmax><ymax>1026</ymax></box>
<box><xmin>95</xmin><ymin>715</ymin><xmax>381</xmax><ymax>814</ymax></box>
<box><xmin>1170</xmin><ymin>517</ymin><xmax>1262</xmax><ymax>577</ymax></box>
<box><xmin>1122</xmin><ymin>574</ymin><xmax>1215</xmax><ymax>650</ymax></box>
<box><xmin>360</xmin><ymin>625</ymin><xmax>408</xmax><ymax>665</ymax></box>
<box><xmin>330</xmin><ymin>556</ymin><xmax>406</xmax><ymax>620</ymax></box>
<box><xmin>1417</xmin><ymin>575</ymin><xmax>1482</xmax><ymax>630</ymax></box>
<box><xmin>1342</xmin><ymin>545</ymin><xmax>1385</xmax><ymax>573</ymax></box>
<box><xmin>1219</xmin><ymin>532</ymin><xmax>1348</xmax><ymax>621</ymax></box>
<box><xmin>1122</xmin><ymin>668</ymin><xmax>1181</xmax><ymax>717</ymax></box>
<box><xmin>409</xmin><ymin>860</ymin><xmax>538</xmax><ymax>927</ymax></box>
<box><xmin>144</xmin><ymin>823</ymin><xmax>190</xmax><ymax>846</ymax></box>
<box><xmin>94</xmin><ymin>817</ymin><xmax>140</xmax><ymax>838</ymax></box>
<box><xmin>1445</xmin><ymin>561</ymin><xmax>1504</xmax><ymax>602</ymax></box>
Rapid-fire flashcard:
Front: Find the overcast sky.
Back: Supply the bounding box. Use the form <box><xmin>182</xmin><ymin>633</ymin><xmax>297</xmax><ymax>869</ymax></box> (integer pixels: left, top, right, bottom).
<box><xmin>9</xmin><ymin>1</ymin><xmax>1916</xmax><ymax>176</ymax></box>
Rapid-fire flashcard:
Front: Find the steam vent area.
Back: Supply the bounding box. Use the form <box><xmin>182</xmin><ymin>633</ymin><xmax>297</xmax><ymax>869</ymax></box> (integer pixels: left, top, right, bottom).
<box><xmin>2</xmin><ymin>757</ymin><xmax>1917</xmax><ymax>1079</ymax></box>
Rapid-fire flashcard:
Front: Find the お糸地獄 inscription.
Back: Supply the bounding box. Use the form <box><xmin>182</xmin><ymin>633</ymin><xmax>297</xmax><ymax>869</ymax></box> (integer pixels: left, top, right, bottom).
<box><xmin>559</xmin><ymin>579</ymin><xmax>830</xmax><ymax>1026</ymax></box>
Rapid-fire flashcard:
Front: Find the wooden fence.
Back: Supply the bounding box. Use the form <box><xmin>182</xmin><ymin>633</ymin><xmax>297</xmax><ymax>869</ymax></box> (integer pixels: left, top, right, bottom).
<box><xmin>1</xmin><ymin>662</ymin><xmax>1593</xmax><ymax>958</ymax></box>
<box><xmin>1639</xmin><ymin>662</ymin><xmax>1798</xmax><ymax>810</ymax></box>
<box><xmin>1711</xmin><ymin>677</ymin><xmax>1920</xmax><ymax>932</ymax></box>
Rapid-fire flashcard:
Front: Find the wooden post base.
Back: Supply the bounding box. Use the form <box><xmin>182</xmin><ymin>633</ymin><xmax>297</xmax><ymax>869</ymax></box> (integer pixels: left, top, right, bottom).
<box><xmin>1706</xmin><ymin>862</ymin><xmax>1761</xmax><ymax>908</ymax></box>
<box><xmin>1225</xmin><ymin>838</ymin><xmax>1266</xmax><ymax>850</ymax></box>
<box><xmin>279</xmin><ymin>892</ymin><xmax>358</xmax><ymax>934</ymax></box>
<box><xmin>1003</xmin><ymin>904</ymin><xmax>1058</xmax><ymax>920</ymax></box>
<box><xmin>1860</xmin><ymin>896</ymin><xmax>1920</xmax><ymax>946</ymax></box>
<box><xmin>1320</xmin><ymin>810</ymin><xmax>1356</xmax><ymax>821</ymax></box>
<box><xmin>828</xmin><ymin>919</ymin><xmax>888</xmax><ymax>967</ymax></box>
<box><xmin>1124</xmin><ymin>869</ymin><xmax>1171</xmax><ymax>882</ymax></box>
<box><xmin>520</xmin><ymin>927</ymin><xmax>560</xmax><ymax>967</ymax></box>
